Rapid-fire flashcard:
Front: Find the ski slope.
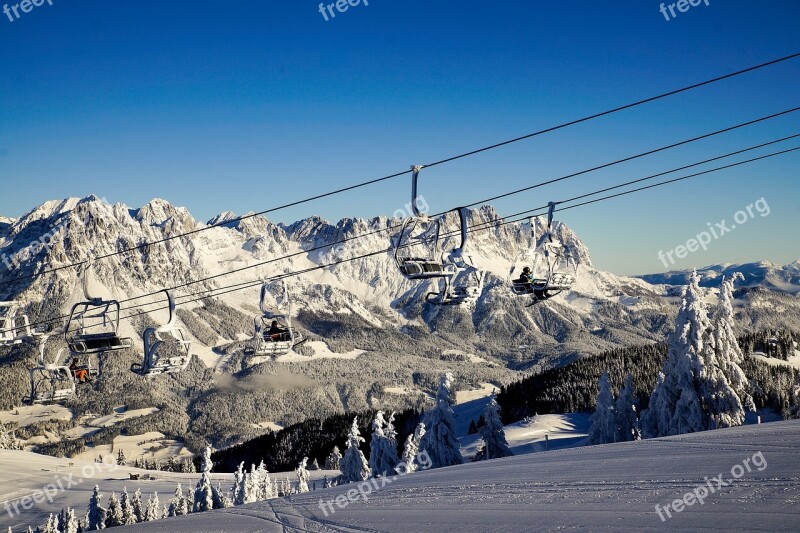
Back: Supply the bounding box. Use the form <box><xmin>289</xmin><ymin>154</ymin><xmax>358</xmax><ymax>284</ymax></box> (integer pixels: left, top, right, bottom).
<box><xmin>116</xmin><ymin>420</ymin><xmax>800</xmax><ymax>532</ymax></box>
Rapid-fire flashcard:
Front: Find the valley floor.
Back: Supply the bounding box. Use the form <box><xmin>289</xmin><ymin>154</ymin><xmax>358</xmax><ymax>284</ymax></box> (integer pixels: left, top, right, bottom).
<box><xmin>115</xmin><ymin>419</ymin><xmax>800</xmax><ymax>532</ymax></box>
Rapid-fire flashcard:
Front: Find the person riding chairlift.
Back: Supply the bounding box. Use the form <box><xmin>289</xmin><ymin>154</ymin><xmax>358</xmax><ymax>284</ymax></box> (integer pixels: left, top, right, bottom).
<box><xmin>515</xmin><ymin>267</ymin><xmax>534</xmax><ymax>292</ymax></box>
<box><xmin>69</xmin><ymin>358</ymin><xmax>92</xmax><ymax>383</ymax></box>
<box><xmin>268</xmin><ymin>320</ymin><xmax>288</xmax><ymax>341</ymax></box>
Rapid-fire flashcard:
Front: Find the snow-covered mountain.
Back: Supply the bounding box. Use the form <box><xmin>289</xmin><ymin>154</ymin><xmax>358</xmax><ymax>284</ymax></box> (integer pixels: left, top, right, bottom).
<box><xmin>0</xmin><ymin>196</ymin><xmax>675</xmax><ymax>364</ymax></box>
<box><xmin>639</xmin><ymin>261</ymin><xmax>800</xmax><ymax>294</ymax></box>
<box><xmin>1</xmin><ymin>196</ymin><xmax>799</xmax><ymax>449</ymax></box>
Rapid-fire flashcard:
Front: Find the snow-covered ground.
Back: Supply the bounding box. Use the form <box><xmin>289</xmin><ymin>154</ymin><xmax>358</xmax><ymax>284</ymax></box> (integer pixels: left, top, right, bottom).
<box><xmin>117</xmin><ymin>420</ymin><xmax>800</xmax><ymax>532</ymax></box>
<box><xmin>749</xmin><ymin>350</ymin><xmax>800</xmax><ymax>370</ymax></box>
<box><xmin>0</xmin><ymin>450</ymin><xmax>336</xmax><ymax>532</ymax></box>
<box><xmin>0</xmin><ymin>405</ymin><xmax>72</xmax><ymax>428</ymax></box>
<box><xmin>460</xmin><ymin>413</ymin><xmax>590</xmax><ymax>459</ymax></box>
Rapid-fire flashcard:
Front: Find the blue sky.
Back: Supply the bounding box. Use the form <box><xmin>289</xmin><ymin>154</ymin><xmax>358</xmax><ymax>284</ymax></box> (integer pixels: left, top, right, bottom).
<box><xmin>0</xmin><ymin>0</ymin><xmax>798</xmax><ymax>275</ymax></box>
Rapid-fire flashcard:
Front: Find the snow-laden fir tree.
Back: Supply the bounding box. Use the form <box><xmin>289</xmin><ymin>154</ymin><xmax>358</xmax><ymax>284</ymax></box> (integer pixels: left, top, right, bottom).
<box><xmin>614</xmin><ymin>373</ymin><xmax>641</xmax><ymax>442</ymax></box>
<box><xmin>386</xmin><ymin>412</ymin><xmax>398</xmax><ymax>447</ymax></box>
<box><xmin>131</xmin><ymin>489</ymin><xmax>144</xmax><ymax>523</ymax></box>
<box><xmin>588</xmin><ymin>372</ymin><xmax>617</xmax><ymax>445</ymax></box>
<box><xmin>478</xmin><ymin>395</ymin><xmax>513</xmax><ymax>459</ymax></box>
<box><xmin>400</xmin><ymin>422</ymin><xmax>425</xmax><ymax>473</ymax></box>
<box><xmin>369</xmin><ymin>411</ymin><xmax>400</xmax><ymax>477</ymax></box>
<box><xmin>43</xmin><ymin>513</ymin><xmax>57</xmax><ymax>533</ymax></box>
<box><xmin>86</xmin><ymin>486</ymin><xmax>105</xmax><ymax>531</ymax></box>
<box><xmin>296</xmin><ymin>457</ymin><xmax>310</xmax><ymax>493</ymax></box>
<box><xmin>0</xmin><ymin>425</ymin><xmax>21</xmax><ymax>450</ymax></box>
<box><xmin>420</xmin><ymin>373</ymin><xmax>463</xmax><ymax>468</ymax></box>
<box><xmin>642</xmin><ymin>271</ymin><xmax>745</xmax><ymax>437</ymax></box>
<box><xmin>325</xmin><ymin>446</ymin><xmax>342</xmax><ymax>471</ymax></box>
<box><xmin>339</xmin><ymin>417</ymin><xmax>370</xmax><ymax>483</ymax></box>
<box><xmin>232</xmin><ymin>463</ymin><xmax>246</xmax><ymax>506</ymax></box>
<box><xmin>59</xmin><ymin>508</ymin><xmax>78</xmax><ymax>533</ymax></box>
<box><xmin>193</xmin><ymin>447</ymin><xmax>215</xmax><ymax>512</ymax></box>
<box><xmin>119</xmin><ymin>488</ymin><xmax>136</xmax><ymax>525</ymax></box>
<box><xmin>104</xmin><ymin>493</ymin><xmax>123</xmax><ymax>528</ymax></box>
<box><xmin>244</xmin><ymin>465</ymin><xmax>258</xmax><ymax>503</ymax></box>
<box><xmin>144</xmin><ymin>492</ymin><xmax>159</xmax><ymax>522</ymax></box>
<box><xmin>309</xmin><ymin>458</ymin><xmax>320</xmax><ymax>471</ymax></box>
<box><xmin>257</xmin><ymin>461</ymin><xmax>275</xmax><ymax>500</ymax></box>
<box><xmin>714</xmin><ymin>273</ymin><xmax>755</xmax><ymax>411</ymax></box>
<box><xmin>167</xmin><ymin>484</ymin><xmax>188</xmax><ymax>517</ymax></box>
<box><xmin>116</xmin><ymin>450</ymin><xmax>126</xmax><ymax>466</ymax></box>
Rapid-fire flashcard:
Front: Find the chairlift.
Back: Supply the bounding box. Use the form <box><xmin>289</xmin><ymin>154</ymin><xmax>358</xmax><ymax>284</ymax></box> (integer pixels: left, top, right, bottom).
<box><xmin>246</xmin><ymin>280</ymin><xmax>305</xmax><ymax>357</ymax></box>
<box><xmin>131</xmin><ymin>290</ymin><xmax>192</xmax><ymax>376</ymax></box>
<box><xmin>394</xmin><ymin>166</ymin><xmax>457</xmax><ymax>280</ymax></box>
<box><xmin>64</xmin><ymin>264</ymin><xmax>133</xmax><ymax>355</ymax></box>
<box><xmin>0</xmin><ymin>301</ymin><xmax>49</xmax><ymax>347</ymax></box>
<box><xmin>509</xmin><ymin>202</ymin><xmax>577</xmax><ymax>302</ymax></box>
<box><xmin>27</xmin><ymin>335</ymin><xmax>76</xmax><ymax>405</ymax></box>
<box><xmin>425</xmin><ymin>207</ymin><xmax>485</xmax><ymax>306</ymax></box>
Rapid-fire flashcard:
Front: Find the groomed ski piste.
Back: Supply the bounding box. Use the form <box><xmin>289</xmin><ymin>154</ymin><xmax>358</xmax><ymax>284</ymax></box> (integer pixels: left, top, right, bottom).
<box><xmin>4</xmin><ymin>420</ymin><xmax>798</xmax><ymax>532</ymax></box>
<box><xmin>126</xmin><ymin>420</ymin><xmax>800</xmax><ymax>532</ymax></box>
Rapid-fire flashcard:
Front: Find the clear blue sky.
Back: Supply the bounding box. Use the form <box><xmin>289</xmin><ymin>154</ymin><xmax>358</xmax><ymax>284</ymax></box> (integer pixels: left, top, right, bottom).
<box><xmin>0</xmin><ymin>0</ymin><xmax>798</xmax><ymax>275</ymax></box>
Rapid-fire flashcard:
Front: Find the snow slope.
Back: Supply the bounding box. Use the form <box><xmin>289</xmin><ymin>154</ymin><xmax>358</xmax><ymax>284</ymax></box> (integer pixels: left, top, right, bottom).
<box><xmin>118</xmin><ymin>420</ymin><xmax>800</xmax><ymax>532</ymax></box>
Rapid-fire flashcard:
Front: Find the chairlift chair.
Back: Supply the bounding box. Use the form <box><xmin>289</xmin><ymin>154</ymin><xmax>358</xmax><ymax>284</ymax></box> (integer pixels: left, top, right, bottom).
<box><xmin>394</xmin><ymin>166</ymin><xmax>457</xmax><ymax>280</ymax></box>
<box><xmin>27</xmin><ymin>335</ymin><xmax>76</xmax><ymax>405</ymax></box>
<box><xmin>509</xmin><ymin>203</ymin><xmax>577</xmax><ymax>302</ymax></box>
<box><xmin>131</xmin><ymin>290</ymin><xmax>192</xmax><ymax>376</ymax></box>
<box><xmin>0</xmin><ymin>301</ymin><xmax>46</xmax><ymax>346</ymax></box>
<box><xmin>425</xmin><ymin>207</ymin><xmax>485</xmax><ymax>306</ymax></box>
<box><xmin>64</xmin><ymin>265</ymin><xmax>133</xmax><ymax>355</ymax></box>
<box><xmin>247</xmin><ymin>280</ymin><xmax>305</xmax><ymax>357</ymax></box>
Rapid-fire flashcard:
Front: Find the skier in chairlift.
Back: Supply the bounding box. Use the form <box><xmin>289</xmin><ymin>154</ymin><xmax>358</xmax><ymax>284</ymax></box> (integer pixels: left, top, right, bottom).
<box><xmin>514</xmin><ymin>267</ymin><xmax>534</xmax><ymax>292</ymax></box>
<box><xmin>268</xmin><ymin>320</ymin><xmax>288</xmax><ymax>341</ymax></box>
<box><xmin>69</xmin><ymin>358</ymin><xmax>92</xmax><ymax>384</ymax></box>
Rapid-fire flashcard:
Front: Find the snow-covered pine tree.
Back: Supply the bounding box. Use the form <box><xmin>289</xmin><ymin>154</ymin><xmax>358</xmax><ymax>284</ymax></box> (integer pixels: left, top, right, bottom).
<box><xmin>479</xmin><ymin>396</ymin><xmax>513</xmax><ymax>459</ymax></box>
<box><xmin>0</xmin><ymin>425</ymin><xmax>20</xmax><ymax>450</ymax></box>
<box><xmin>296</xmin><ymin>458</ymin><xmax>310</xmax><ymax>493</ymax></box>
<box><xmin>255</xmin><ymin>461</ymin><xmax>275</xmax><ymax>500</ymax></box>
<box><xmin>714</xmin><ymin>272</ymin><xmax>755</xmax><ymax>412</ymax></box>
<box><xmin>193</xmin><ymin>447</ymin><xmax>215</xmax><ymax>512</ymax></box>
<box><xmin>400</xmin><ymin>422</ymin><xmax>425</xmax><ymax>473</ymax></box>
<box><xmin>309</xmin><ymin>458</ymin><xmax>320</xmax><ymax>470</ymax></box>
<box><xmin>62</xmin><ymin>508</ymin><xmax>78</xmax><ymax>533</ymax></box>
<box><xmin>369</xmin><ymin>411</ymin><xmax>400</xmax><ymax>477</ymax></box>
<box><xmin>588</xmin><ymin>372</ymin><xmax>617</xmax><ymax>445</ymax></box>
<box><xmin>119</xmin><ymin>488</ymin><xmax>135</xmax><ymax>525</ymax></box>
<box><xmin>339</xmin><ymin>417</ymin><xmax>370</xmax><ymax>483</ymax></box>
<box><xmin>144</xmin><ymin>492</ymin><xmax>159</xmax><ymax>522</ymax></box>
<box><xmin>116</xmin><ymin>450</ymin><xmax>126</xmax><ymax>466</ymax></box>
<box><xmin>86</xmin><ymin>486</ymin><xmax>105</xmax><ymax>531</ymax></box>
<box><xmin>386</xmin><ymin>412</ymin><xmax>398</xmax><ymax>448</ymax></box>
<box><xmin>131</xmin><ymin>489</ymin><xmax>144</xmax><ymax>523</ymax></box>
<box><xmin>104</xmin><ymin>493</ymin><xmax>123</xmax><ymax>528</ymax></box>
<box><xmin>232</xmin><ymin>462</ymin><xmax>246</xmax><ymax>506</ymax></box>
<box><xmin>614</xmin><ymin>373</ymin><xmax>641</xmax><ymax>442</ymax></box>
<box><xmin>642</xmin><ymin>271</ymin><xmax>745</xmax><ymax>437</ymax></box>
<box><xmin>244</xmin><ymin>465</ymin><xmax>258</xmax><ymax>503</ymax></box>
<box><xmin>420</xmin><ymin>373</ymin><xmax>463</xmax><ymax>468</ymax></box>
<box><xmin>43</xmin><ymin>514</ymin><xmax>57</xmax><ymax>533</ymax></box>
<box><xmin>168</xmin><ymin>484</ymin><xmax>188</xmax><ymax>517</ymax></box>
<box><xmin>214</xmin><ymin>482</ymin><xmax>232</xmax><ymax>508</ymax></box>
<box><xmin>325</xmin><ymin>446</ymin><xmax>342</xmax><ymax>471</ymax></box>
